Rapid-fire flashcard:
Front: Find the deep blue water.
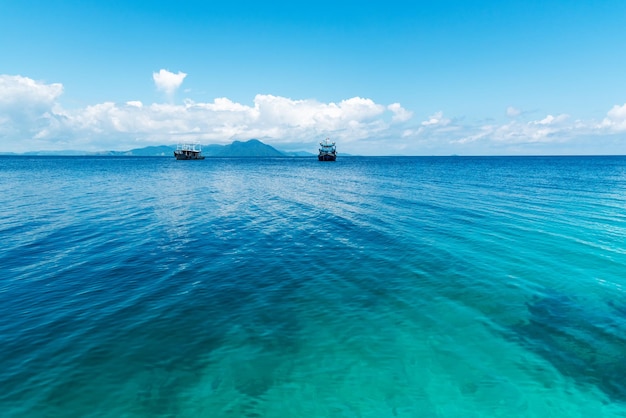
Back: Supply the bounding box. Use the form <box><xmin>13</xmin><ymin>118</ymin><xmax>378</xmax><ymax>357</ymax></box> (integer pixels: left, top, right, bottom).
<box><xmin>1</xmin><ymin>155</ymin><xmax>625</xmax><ymax>417</ymax></box>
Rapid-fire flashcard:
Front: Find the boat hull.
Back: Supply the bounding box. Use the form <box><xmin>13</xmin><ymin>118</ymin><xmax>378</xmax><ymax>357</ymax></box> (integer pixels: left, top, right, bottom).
<box><xmin>174</xmin><ymin>152</ymin><xmax>205</xmax><ymax>160</ymax></box>
<box><xmin>318</xmin><ymin>154</ymin><xmax>336</xmax><ymax>161</ymax></box>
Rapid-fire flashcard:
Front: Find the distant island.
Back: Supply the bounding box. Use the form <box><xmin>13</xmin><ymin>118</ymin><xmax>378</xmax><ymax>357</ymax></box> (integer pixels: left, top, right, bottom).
<box><xmin>1</xmin><ymin>139</ymin><xmax>319</xmax><ymax>157</ymax></box>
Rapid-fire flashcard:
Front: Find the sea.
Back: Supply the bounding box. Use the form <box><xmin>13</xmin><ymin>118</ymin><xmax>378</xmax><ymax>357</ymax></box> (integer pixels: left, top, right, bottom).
<box><xmin>1</xmin><ymin>155</ymin><xmax>625</xmax><ymax>417</ymax></box>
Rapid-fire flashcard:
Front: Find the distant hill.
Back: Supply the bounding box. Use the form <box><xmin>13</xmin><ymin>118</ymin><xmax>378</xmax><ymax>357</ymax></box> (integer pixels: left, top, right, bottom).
<box><xmin>127</xmin><ymin>145</ymin><xmax>176</xmax><ymax>156</ymax></box>
<box><xmin>98</xmin><ymin>145</ymin><xmax>176</xmax><ymax>156</ymax></box>
<box><xmin>113</xmin><ymin>139</ymin><xmax>286</xmax><ymax>157</ymax></box>
<box><xmin>21</xmin><ymin>150</ymin><xmax>94</xmax><ymax>156</ymax></box>
<box><xmin>200</xmin><ymin>144</ymin><xmax>228</xmax><ymax>156</ymax></box>
<box><xmin>213</xmin><ymin>139</ymin><xmax>284</xmax><ymax>157</ymax></box>
<box><xmin>4</xmin><ymin>139</ymin><xmax>319</xmax><ymax>157</ymax></box>
<box><xmin>282</xmin><ymin>150</ymin><xmax>316</xmax><ymax>157</ymax></box>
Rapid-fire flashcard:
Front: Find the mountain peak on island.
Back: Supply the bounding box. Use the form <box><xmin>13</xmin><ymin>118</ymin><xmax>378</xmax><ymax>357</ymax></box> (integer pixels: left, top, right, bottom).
<box><xmin>217</xmin><ymin>139</ymin><xmax>284</xmax><ymax>157</ymax></box>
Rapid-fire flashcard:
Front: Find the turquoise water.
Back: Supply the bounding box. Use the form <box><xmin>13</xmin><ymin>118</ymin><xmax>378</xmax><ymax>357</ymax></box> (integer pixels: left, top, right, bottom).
<box><xmin>1</xmin><ymin>155</ymin><xmax>625</xmax><ymax>417</ymax></box>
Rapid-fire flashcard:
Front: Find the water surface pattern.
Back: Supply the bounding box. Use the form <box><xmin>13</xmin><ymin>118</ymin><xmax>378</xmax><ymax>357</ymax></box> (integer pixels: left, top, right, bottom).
<box><xmin>1</xmin><ymin>156</ymin><xmax>625</xmax><ymax>417</ymax></box>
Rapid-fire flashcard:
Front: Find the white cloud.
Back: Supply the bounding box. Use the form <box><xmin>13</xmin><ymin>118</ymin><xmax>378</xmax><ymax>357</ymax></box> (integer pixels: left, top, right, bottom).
<box><xmin>152</xmin><ymin>69</ymin><xmax>187</xmax><ymax>96</ymax></box>
<box><xmin>607</xmin><ymin>103</ymin><xmax>626</xmax><ymax>120</ymax></box>
<box><xmin>126</xmin><ymin>101</ymin><xmax>143</xmax><ymax>108</ymax></box>
<box><xmin>421</xmin><ymin>111</ymin><xmax>450</xmax><ymax>127</ymax></box>
<box><xmin>2</xmin><ymin>73</ymin><xmax>626</xmax><ymax>155</ymax></box>
<box><xmin>0</xmin><ymin>74</ymin><xmax>406</xmax><ymax>152</ymax></box>
<box><xmin>249</xmin><ymin>95</ymin><xmax>386</xmax><ymax>133</ymax></box>
<box><xmin>388</xmin><ymin>103</ymin><xmax>413</xmax><ymax>122</ymax></box>
<box><xmin>0</xmin><ymin>75</ymin><xmax>63</xmax><ymax>107</ymax></box>
<box><xmin>0</xmin><ymin>75</ymin><xmax>65</xmax><ymax>148</ymax></box>
<box><xmin>456</xmin><ymin>113</ymin><xmax>573</xmax><ymax>145</ymax></box>
<box><xmin>600</xmin><ymin>103</ymin><xmax>626</xmax><ymax>132</ymax></box>
<box><xmin>533</xmin><ymin>114</ymin><xmax>570</xmax><ymax>125</ymax></box>
<box><xmin>506</xmin><ymin>106</ymin><xmax>521</xmax><ymax>117</ymax></box>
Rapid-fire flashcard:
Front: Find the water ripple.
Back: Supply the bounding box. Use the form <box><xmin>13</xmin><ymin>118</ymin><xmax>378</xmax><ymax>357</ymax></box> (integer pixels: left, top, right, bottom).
<box><xmin>1</xmin><ymin>156</ymin><xmax>626</xmax><ymax>417</ymax></box>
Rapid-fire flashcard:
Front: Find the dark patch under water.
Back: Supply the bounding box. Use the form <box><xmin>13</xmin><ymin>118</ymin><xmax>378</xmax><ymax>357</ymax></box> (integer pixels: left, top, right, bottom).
<box><xmin>510</xmin><ymin>291</ymin><xmax>626</xmax><ymax>402</ymax></box>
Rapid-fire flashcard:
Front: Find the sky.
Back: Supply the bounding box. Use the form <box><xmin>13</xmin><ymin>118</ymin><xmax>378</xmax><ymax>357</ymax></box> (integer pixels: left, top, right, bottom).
<box><xmin>1</xmin><ymin>0</ymin><xmax>626</xmax><ymax>155</ymax></box>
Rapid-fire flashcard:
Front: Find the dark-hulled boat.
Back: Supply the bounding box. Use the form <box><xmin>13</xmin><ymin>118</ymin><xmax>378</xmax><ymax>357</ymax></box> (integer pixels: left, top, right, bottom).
<box><xmin>318</xmin><ymin>138</ymin><xmax>337</xmax><ymax>161</ymax></box>
<box><xmin>174</xmin><ymin>143</ymin><xmax>205</xmax><ymax>160</ymax></box>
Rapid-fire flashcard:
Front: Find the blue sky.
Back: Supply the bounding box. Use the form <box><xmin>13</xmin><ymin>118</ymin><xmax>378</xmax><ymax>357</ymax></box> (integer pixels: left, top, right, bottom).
<box><xmin>1</xmin><ymin>0</ymin><xmax>626</xmax><ymax>155</ymax></box>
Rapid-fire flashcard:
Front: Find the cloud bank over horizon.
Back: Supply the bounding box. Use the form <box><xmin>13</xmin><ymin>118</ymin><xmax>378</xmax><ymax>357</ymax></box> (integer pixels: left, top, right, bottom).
<box><xmin>1</xmin><ymin>72</ymin><xmax>625</xmax><ymax>155</ymax></box>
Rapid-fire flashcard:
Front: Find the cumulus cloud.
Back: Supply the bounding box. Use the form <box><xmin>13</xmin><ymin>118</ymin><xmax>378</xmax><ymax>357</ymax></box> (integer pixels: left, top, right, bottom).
<box><xmin>600</xmin><ymin>103</ymin><xmax>626</xmax><ymax>132</ymax></box>
<box><xmin>3</xmin><ymin>72</ymin><xmax>626</xmax><ymax>155</ymax></box>
<box><xmin>388</xmin><ymin>103</ymin><xmax>413</xmax><ymax>122</ymax></box>
<box><xmin>0</xmin><ymin>75</ymin><xmax>65</xmax><ymax>147</ymax></box>
<box><xmin>607</xmin><ymin>103</ymin><xmax>626</xmax><ymax>120</ymax></box>
<box><xmin>0</xmin><ymin>75</ymin><xmax>63</xmax><ymax>107</ymax></box>
<box><xmin>0</xmin><ymin>74</ymin><xmax>408</xmax><ymax>152</ymax></box>
<box><xmin>249</xmin><ymin>95</ymin><xmax>386</xmax><ymax>132</ymax></box>
<box><xmin>152</xmin><ymin>69</ymin><xmax>187</xmax><ymax>96</ymax></box>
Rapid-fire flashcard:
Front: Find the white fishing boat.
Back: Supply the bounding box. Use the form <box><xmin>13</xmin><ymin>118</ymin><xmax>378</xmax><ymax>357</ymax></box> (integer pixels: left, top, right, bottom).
<box><xmin>318</xmin><ymin>138</ymin><xmax>337</xmax><ymax>161</ymax></box>
<box><xmin>174</xmin><ymin>143</ymin><xmax>205</xmax><ymax>160</ymax></box>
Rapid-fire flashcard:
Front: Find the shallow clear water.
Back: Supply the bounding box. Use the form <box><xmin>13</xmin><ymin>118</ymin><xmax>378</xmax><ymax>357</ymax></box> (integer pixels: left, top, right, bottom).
<box><xmin>1</xmin><ymin>155</ymin><xmax>625</xmax><ymax>417</ymax></box>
